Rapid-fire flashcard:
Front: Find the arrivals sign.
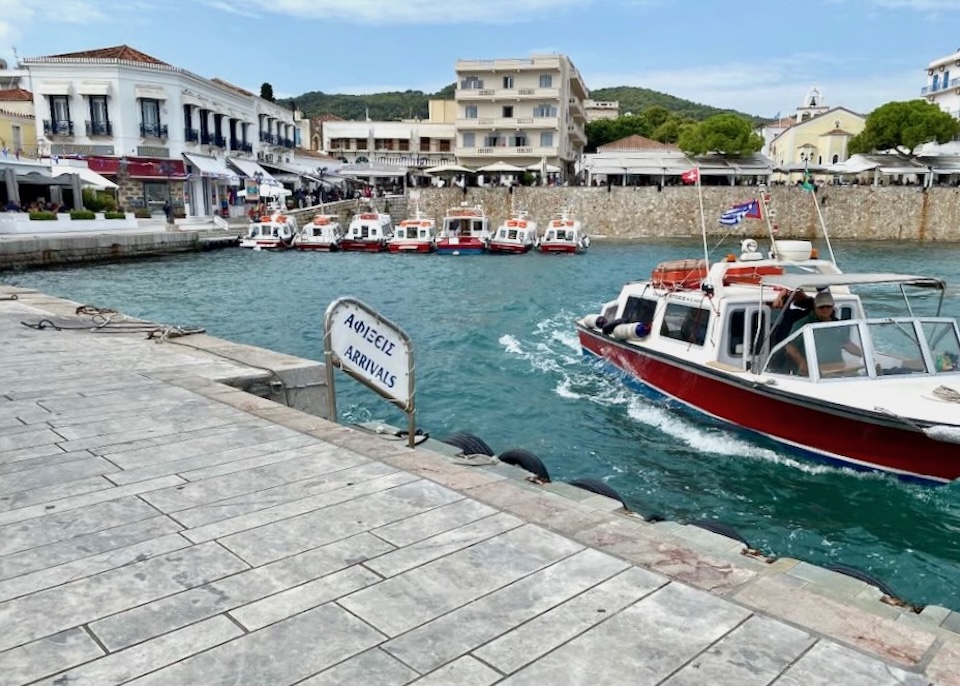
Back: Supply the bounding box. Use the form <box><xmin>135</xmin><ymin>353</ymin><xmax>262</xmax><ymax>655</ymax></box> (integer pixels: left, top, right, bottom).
<box><xmin>324</xmin><ymin>298</ymin><xmax>414</xmax><ymax>417</ymax></box>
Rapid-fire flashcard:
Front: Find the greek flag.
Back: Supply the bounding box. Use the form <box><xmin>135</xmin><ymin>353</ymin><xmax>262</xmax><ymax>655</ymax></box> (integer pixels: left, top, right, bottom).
<box><xmin>719</xmin><ymin>200</ymin><xmax>761</xmax><ymax>226</ymax></box>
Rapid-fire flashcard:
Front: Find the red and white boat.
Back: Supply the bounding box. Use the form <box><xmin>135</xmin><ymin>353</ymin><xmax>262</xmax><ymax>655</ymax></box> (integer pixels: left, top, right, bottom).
<box><xmin>436</xmin><ymin>203</ymin><xmax>491</xmax><ymax>255</ymax></box>
<box><xmin>292</xmin><ymin>214</ymin><xmax>342</xmax><ymax>252</ymax></box>
<box><xmin>388</xmin><ymin>206</ymin><xmax>437</xmax><ymax>253</ymax></box>
<box><xmin>577</xmin><ymin>229</ymin><xmax>960</xmax><ymax>484</ymax></box>
<box><xmin>239</xmin><ymin>211</ymin><xmax>297</xmax><ymax>250</ymax></box>
<box><xmin>539</xmin><ymin>208</ymin><xmax>590</xmax><ymax>254</ymax></box>
<box><xmin>340</xmin><ymin>210</ymin><xmax>393</xmax><ymax>252</ymax></box>
<box><xmin>489</xmin><ymin>209</ymin><xmax>538</xmax><ymax>254</ymax></box>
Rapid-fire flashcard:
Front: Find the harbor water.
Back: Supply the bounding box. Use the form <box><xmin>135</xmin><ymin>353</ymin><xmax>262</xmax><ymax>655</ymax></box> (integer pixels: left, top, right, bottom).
<box><xmin>4</xmin><ymin>239</ymin><xmax>960</xmax><ymax>612</ymax></box>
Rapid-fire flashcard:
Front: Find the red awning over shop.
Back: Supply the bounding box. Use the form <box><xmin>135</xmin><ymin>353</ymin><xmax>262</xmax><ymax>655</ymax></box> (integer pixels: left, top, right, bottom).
<box><xmin>86</xmin><ymin>156</ymin><xmax>187</xmax><ymax>180</ymax></box>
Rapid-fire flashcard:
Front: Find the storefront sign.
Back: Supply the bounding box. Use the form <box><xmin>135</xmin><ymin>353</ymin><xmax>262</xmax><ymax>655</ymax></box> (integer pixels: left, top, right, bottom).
<box><xmin>51</xmin><ymin>144</ymin><xmax>115</xmax><ymax>156</ymax></box>
<box><xmin>245</xmin><ymin>180</ymin><xmax>260</xmax><ymax>199</ymax></box>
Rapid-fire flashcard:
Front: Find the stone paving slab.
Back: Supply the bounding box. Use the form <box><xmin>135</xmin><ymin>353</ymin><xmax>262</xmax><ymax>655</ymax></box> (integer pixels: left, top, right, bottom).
<box><xmin>0</xmin><ymin>291</ymin><xmax>956</xmax><ymax>685</ymax></box>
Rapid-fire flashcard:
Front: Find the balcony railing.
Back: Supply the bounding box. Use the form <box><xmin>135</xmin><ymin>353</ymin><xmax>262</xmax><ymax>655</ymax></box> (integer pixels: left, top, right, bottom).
<box><xmin>213</xmin><ymin>135</ymin><xmax>226</xmax><ymax>148</ymax></box>
<box><xmin>921</xmin><ymin>77</ymin><xmax>960</xmax><ymax>95</ymax></box>
<box><xmin>85</xmin><ymin>120</ymin><xmax>112</xmax><ymax>136</ymax></box>
<box><xmin>239</xmin><ymin>142</ymin><xmax>253</xmax><ymax>153</ymax></box>
<box><xmin>140</xmin><ymin>123</ymin><xmax>168</xmax><ymax>139</ymax></box>
<box><xmin>184</xmin><ymin>128</ymin><xmax>199</xmax><ymax>143</ymax></box>
<box><xmin>200</xmin><ymin>132</ymin><xmax>213</xmax><ymax>145</ymax></box>
<box><xmin>43</xmin><ymin>119</ymin><xmax>74</xmax><ymax>136</ymax></box>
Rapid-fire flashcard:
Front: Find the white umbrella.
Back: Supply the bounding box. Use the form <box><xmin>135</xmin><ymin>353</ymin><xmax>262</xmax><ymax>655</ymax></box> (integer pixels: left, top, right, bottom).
<box><xmin>424</xmin><ymin>163</ymin><xmax>475</xmax><ymax>175</ymax></box>
<box><xmin>477</xmin><ymin>161</ymin><xmax>525</xmax><ymax>173</ymax></box>
<box><xmin>525</xmin><ymin>162</ymin><xmax>561</xmax><ymax>173</ymax></box>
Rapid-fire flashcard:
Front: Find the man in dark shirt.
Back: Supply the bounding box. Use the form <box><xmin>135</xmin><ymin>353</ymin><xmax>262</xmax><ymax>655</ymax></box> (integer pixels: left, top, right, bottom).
<box><xmin>786</xmin><ymin>291</ymin><xmax>863</xmax><ymax>376</ymax></box>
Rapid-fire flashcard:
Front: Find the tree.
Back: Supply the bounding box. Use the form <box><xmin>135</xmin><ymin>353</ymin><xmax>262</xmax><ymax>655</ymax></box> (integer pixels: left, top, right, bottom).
<box><xmin>677</xmin><ymin>113</ymin><xmax>763</xmax><ymax>156</ymax></box>
<box><xmin>848</xmin><ymin>99</ymin><xmax>960</xmax><ymax>157</ymax></box>
<box><xmin>260</xmin><ymin>82</ymin><xmax>275</xmax><ymax>102</ymax></box>
<box><xmin>641</xmin><ymin>105</ymin><xmax>671</xmax><ymax>130</ymax></box>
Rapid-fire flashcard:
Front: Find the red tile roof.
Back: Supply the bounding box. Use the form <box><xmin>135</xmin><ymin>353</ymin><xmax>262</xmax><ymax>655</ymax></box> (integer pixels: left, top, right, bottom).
<box><xmin>769</xmin><ymin>116</ymin><xmax>796</xmax><ymax>129</ymax></box>
<box><xmin>821</xmin><ymin>128</ymin><xmax>854</xmax><ymax>136</ymax></box>
<box><xmin>599</xmin><ymin>134</ymin><xmax>678</xmax><ymax>152</ymax></box>
<box><xmin>42</xmin><ymin>45</ymin><xmax>168</xmax><ymax>66</ymax></box>
<box><xmin>211</xmin><ymin>78</ymin><xmax>253</xmax><ymax>97</ymax></box>
<box><xmin>0</xmin><ymin>88</ymin><xmax>33</xmax><ymax>101</ymax></box>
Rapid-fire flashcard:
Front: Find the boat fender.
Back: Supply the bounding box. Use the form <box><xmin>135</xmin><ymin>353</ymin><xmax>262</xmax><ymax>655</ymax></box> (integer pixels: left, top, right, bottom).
<box><xmin>601</xmin><ymin>318</ymin><xmax>626</xmax><ymax>336</ymax></box>
<box><xmin>498</xmin><ymin>449</ymin><xmax>551</xmax><ymax>482</ymax></box>
<box><xmin>567</xmin><ymin>478</ymin><xmax>628</xmax><ymax>510</ymax></box>
<box><xmin>611</xmin><ymin>322</ymin><xmax>649</xmax><ymax>340</ymax></box>
<box><xmin>922</xmin><ymin>425</ymin><xmax>960</xmax><ymax>444</ymax></box>
<box><xmin>581</xmin><ymin>314</ymin><xmax>607</xmax><ymax>330</ymax></box>
<box><xmin>440</xmin><ymin>431</ymin><xmax>495</xmax><ymax>457</ymax></box>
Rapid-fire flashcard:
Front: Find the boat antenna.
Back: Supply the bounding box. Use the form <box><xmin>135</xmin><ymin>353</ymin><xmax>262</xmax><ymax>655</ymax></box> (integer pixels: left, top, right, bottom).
<box><xmin>759</xmin><ymin>187</ymin><xmax>780</xmax><ymax>255</ymax></box>
<box><xmin>811</xmin><ymin>188</ymin><xmax>837</xmax><ymax>265</ymax></box>
<box><xmin>695</xmin><ymin>164</ymin><xmax>709</xmax><ymax>270</ymax></box>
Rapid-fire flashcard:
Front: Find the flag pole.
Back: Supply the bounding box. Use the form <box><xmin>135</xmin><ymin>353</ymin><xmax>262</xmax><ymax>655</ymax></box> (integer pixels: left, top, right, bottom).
<box><xmin>696</xmin><ymin>165</ymin><xmax>709</xmax><ymax>270</ymax></box>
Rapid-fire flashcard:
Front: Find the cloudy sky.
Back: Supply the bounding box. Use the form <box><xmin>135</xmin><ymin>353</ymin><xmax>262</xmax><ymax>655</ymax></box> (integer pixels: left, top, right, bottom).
<box><xmin>1</xmin><ymin>0</ymin><xmax>957</xmax><ymax>117</ymax></box>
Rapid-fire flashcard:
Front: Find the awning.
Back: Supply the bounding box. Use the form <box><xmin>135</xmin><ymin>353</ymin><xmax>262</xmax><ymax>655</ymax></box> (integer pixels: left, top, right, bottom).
<box><xmin>227</xmin><ymin>158</ymin><xmax>280</xmax><ymax>185</ymax></box>
<box><xmin>86</xmin><ymin>156</ymin><xmax>188</xmax><ymax>180</ymax></box>
<box><xmin>51</xmin><ymin>165</ymin><xmax>119</xmax><ymax>190</ymax></box>
<box><xmin>36</xmin><ymin>82</ymin><xmax>71</xmax><ymax>96</ymax></box>
<box><xmin>76</xmin><ymin>81</ymin><xmax>111</xmax><ymax>96</ymax></box>
<box><xmin>183</xmin><ymin>153</ymin><xmax>240</xmax><ymax>185</ymax></box>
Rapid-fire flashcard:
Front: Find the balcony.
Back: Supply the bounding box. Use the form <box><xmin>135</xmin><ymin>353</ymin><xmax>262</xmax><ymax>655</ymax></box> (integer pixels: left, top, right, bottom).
<box><xmin>184</xmin><ymin>128</ymin><xmax>199</xmax><ymax>143</ymax></box>
<box><xmin>43</xmin><ymin>119</ymin><xmax>74</xmax><ymax>136</ymax></box>
<box><xmin>140</xmin><ymin>123</ymin><xmax>168</xmax><ymax>139</ymax></box>
<box><xmin>85</xmin><ymin>120</ymin><xmax>112</xmax><ymax>137</ymax></box>
<box><xmin>455</xmin><ymin>116</ymin><xmax>560</xmax><ymax>129</ymax></box>
<box><xmin>213</xmin><ymin>135</ymin><xmax>226</xmax><ymax>148</ymax></box>
<box><xmin>921</xmin><ymin>77</ymin><xmax>960</xmax><ymax>95</ymax></box>
<box><xmin>458</xmin><ymin>146</ymin><xmax>555</xmax><ymax>157</ymax></box>
<box><xmin>456</xmin><ymin>87</ymin><xmax>561</xmax><ymax>101</ymax></box>
<box><xmin>260</xmin><ymin>131</ymin><xmax>277</xmax><ymax>145</ymax></box>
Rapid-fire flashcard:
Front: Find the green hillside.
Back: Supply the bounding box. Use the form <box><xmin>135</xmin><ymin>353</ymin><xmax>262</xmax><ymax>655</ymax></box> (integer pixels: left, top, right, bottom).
<box><xmin>287</xmin><ymin>84</ymin><xmax>761</xmax><ymax>123</ymax></box>
<box><xmin>589</xmin><ymin>86</ymin><xmax>763</xmax><ymax>124</ymax></box>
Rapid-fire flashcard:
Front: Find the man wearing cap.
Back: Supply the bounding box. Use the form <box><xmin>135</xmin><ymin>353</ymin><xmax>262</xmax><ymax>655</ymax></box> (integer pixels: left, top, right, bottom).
<box><xmin>785</xmin><ymin>291</ymin><xmax>863</xmax><ymax>376</ymax></box>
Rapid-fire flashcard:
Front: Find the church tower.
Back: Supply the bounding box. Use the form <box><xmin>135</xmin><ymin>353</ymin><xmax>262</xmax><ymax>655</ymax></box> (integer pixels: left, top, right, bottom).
<box><xmin>796</xmin><ymin>87</ymin><xmax>829</xmax><ymax>122</ymax></box>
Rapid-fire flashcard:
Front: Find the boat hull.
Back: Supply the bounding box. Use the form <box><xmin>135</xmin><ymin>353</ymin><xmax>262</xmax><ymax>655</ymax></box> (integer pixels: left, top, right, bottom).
<box><xmin>436</xmin><ymin>238</ymin><xmax>486</xmax><ymax>255</ymax></box>
<box><xmin>339</xmin><ymin>240</ymin><xmax>386</xmax><ymax>253</ymax></box>
<box><xmin>488</xmin><ymin>242</ymin><xmax>533</xmax><ymax>254</ymax></box>
<box><xmin>388</xmin><ymin>242</ymin><xmax>435</xmax><ymax>254</ymax></box>
<box><xmin>239</xmin><ymin>239</ymin><xmax>288</xmax><ymax>250</ymax></box>
<box><xmin>577</xmin><ymin>325</ymin><xmax>960</xmax><ymax>483</ymax></box>
<box><xmin>294</xmin><ymin>243</ymin><xmax>339</xmax><ymax>252</ymax></box>
<box><xmin>539</xmin><ymin>243</ymin><xmax>582</xmax><ymax>254</ymax></box>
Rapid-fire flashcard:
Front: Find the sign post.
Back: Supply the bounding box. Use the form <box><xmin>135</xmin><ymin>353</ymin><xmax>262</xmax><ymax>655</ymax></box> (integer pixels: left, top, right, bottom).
<box><xmin>323</xmin><ymin>298</ymin><xmax>416</xmax><ymax>447</ymax></box>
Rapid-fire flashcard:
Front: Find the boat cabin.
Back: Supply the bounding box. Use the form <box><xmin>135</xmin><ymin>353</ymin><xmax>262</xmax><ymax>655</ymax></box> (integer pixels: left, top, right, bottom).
<box><xmin>347</xmin><ymin>212</ymin><xmax>393</xmax><ymax>241</ymax></box>
<box><xmin>396</xmin><ymin>220</ymin><xmax>436</xmax><ymax>241</ymax></box>
<box><xmin>442</xmin><ymin>209</ymin><xmax>488</xmax><ymax>237</ymax></box>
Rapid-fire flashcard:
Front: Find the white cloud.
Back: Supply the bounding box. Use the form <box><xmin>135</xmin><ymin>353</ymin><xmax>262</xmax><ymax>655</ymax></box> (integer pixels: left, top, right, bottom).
<box><xmin>587</xmin><ymin>55</ymin><xmax>922</xmax><ymax>117</ymax></box>
<box><xmin>214</xmin><ymin>0</ymin><xmax>592</xmax><ymax>23</ymax></box>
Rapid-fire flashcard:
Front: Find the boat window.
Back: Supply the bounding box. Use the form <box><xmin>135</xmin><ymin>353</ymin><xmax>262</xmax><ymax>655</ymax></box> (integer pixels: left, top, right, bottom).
<box><xmin>727</xmin><ymin>309</ymin><xmax>767</xmax><ymax>356</ymax></box>
<box><xmin>792</xmin><ymin>322</ymin><xmax>866</xmax><ymax>378</ymax></box>
<box><xmin>868</xmin><ymin>321</ymin><xmax>928</xmax><ymax>376</ymax></box>
<box><xmin>621</xmin><ymin>296</ymin><xmax>656</xmax><ymax>326</ymax></box>
<box><xmin>921</xmin><ymin>320</ymin><xmax>960</xmax><ymax>373</ymax></box>
<box><xmin>661</xmin><ymin>303</ymin><xmax>710</xmax><ymax>346</ymax></box>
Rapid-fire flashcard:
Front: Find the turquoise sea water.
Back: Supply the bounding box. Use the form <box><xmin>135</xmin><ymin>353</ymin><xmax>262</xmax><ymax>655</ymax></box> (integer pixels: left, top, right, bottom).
<box><xmin>5</xmin><ymin>239</ymin><xmax>960</xmax><ymax>612</ymax></box>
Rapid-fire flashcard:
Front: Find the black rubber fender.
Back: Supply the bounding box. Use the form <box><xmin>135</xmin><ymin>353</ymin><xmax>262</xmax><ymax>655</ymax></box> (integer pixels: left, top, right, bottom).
<box><xmin>690</xmin><ymin>519</ymin><xmax>750</xmax><ymax>547</ymax></box>
<box><xmin>601</xmin><ymin>318</ymin><xmax>625</xmax><ymax>336</ymax></box>
<box><xmin>440</xmin><ymin>431</ymin><xmax>494</xmax><ymax>456</ymax></box>
<box><xmin>567</xmin><ymin>478</ymin><xmax>627</xmax><ymax>508</ymax></box>
<box><xmin>498</xmin><ymin>449</ymin><xmax>550</xmax><ymax>482</ymax></box>
<box><xmin>825</xmin><ymin>564</ymin><xmax>899</xmax><ymax>599</ymax></box>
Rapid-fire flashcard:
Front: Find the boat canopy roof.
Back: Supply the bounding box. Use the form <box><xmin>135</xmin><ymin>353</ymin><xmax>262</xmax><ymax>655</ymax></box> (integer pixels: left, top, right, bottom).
<box><xmin>759</xmin><ymin>272</ymin><xmax>945</xmax><ymax>291</ymax></box>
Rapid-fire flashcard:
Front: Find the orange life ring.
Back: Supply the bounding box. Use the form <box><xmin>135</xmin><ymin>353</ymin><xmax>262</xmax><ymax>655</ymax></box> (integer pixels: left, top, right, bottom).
<box><xmin>517</xmin><ymin>221</ymin><xmax>527</xmax><ymax>228</ymax></box>
<box><xmin>651</xmin><ymin>258</ymin><xmax>708</xmax><ymax>290</ymax></box>
<box><xmin>507</xmin><ymin>220</ymin><xmax>517</xmax><ymax>227</ymax></box>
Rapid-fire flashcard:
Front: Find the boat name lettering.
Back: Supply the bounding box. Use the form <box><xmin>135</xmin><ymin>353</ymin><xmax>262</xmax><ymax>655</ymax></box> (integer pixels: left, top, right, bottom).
<box><xmin>341</xmin><ymin>345</ymin><xmax>397</xmax><ymax>388</ymax></box>
<box><xmin>342</xmin><ymin>313</ymin><xmax>396</xmax><ymax>356</ymax></box>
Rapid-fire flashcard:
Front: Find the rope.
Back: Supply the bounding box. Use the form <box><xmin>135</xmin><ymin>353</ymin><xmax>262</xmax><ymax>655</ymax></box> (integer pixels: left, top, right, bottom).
<box><xmin>933</xmin><ymin>386</ymin><xmax>960</xmax><ymax>403</ymax></box>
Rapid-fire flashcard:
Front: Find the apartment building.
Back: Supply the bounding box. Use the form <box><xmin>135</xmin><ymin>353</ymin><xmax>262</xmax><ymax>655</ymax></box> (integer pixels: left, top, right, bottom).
<box><xmin>454</xmin><ymin>54</ymin><xmax>588</xmax><ymax>178</ymax></box>
<box><xmin>319</xmin><ymin>101</ymin><xmax>456</xmax><ymax>168</ymax></box>
<box><xmin>922</xmin><ymin>49</ymin><xmax>960</xmax><ymax>119</ymax></box>
<box><xmin>20</xmin><ymin>45</ymin><xmax>297</xmax><ymax>217</ymax></box>
<box><xmin>584</xmin><ymin>99</ymin><xmax>619</xmax><ymax>122</ymax></box>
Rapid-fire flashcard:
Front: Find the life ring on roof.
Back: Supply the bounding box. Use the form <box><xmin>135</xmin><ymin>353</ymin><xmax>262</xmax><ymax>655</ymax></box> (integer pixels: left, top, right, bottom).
<box><xmin>651</xmin><ymin>258</ymin><xmax>708</xmax><ymax>289</ymax></box>
<box><xmin>723</xmin><ymin>264</ymin><xmax>784</xmax><ymax>286</ymax></box>
<box><xmin>507</xmin><ymin>220</ymin><xmax>518</xmax><ymax>227</ymax></box>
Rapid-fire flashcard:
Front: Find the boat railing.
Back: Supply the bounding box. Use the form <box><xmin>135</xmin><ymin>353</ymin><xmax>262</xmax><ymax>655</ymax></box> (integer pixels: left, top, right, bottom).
<box><xmin>760</xmin><ymin>316</ymin><xmax>960</xmax><ymax>381</ymax></box>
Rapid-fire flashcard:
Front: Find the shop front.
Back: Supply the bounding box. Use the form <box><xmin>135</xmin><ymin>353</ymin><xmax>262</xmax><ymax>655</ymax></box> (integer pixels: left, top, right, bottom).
<box><xmin>86</xmin><ymin>156</ymin><xmax>187</xmax><ymax>216</ymax></box>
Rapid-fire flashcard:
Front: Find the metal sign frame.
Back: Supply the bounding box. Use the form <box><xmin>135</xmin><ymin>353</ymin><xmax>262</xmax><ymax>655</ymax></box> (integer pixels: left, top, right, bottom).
<box><xmin>323</xmin><ymin>297</ymin><xmax>416</xmax><ymax>448</ymax></box>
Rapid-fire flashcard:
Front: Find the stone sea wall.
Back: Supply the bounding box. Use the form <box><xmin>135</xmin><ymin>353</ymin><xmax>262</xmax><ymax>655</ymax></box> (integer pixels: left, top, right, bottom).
<box><xmin>413</xmin><ymin>186</ymin><xmax>960</xmax><ymax>242</ymax></box>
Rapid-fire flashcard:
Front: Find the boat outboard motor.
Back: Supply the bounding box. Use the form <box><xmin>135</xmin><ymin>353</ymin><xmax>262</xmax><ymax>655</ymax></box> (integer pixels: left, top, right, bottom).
<box><xmin>278</xmin><ymin>223</ymin><xmax>294</xmax><ymax>246</ymax></box>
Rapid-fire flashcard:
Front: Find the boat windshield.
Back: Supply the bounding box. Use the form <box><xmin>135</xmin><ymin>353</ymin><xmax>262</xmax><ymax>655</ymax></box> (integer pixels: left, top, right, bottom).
<box><xmin>763</xmin><ymin>317</ymin><xmax>960</xmax><ymax>380</ymax></box>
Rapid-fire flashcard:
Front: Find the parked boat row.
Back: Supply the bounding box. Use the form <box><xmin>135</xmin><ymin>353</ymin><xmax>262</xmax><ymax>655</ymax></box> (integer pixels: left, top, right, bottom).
<box><xmin>239</xmin><ymin>203</ymin><xmax>590</xmax><ymax>254</ymax></box>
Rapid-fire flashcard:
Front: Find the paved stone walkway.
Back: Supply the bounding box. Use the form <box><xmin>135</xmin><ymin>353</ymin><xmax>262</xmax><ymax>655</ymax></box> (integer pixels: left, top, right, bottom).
<box><xmin>0</xmin><ymin>287</ymin><xmax>957</xmax><ymax>685</ymax></box>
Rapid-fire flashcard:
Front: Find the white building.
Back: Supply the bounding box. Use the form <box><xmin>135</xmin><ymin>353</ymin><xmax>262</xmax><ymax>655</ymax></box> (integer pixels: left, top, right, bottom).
<box><xmin>584</xmin><ymin>99</ymin><xmax>619</xmax><ymax>122</ymax></box>
<box><xmin>922</xmin><ymin>49</ymin><xmax>960</xmax><ymax>118</ymax></box>
<box><xmin>453</xmin><ymin>54</ymin><xmax>588</xmax><ymax>178</ymax></box>
<box><xmin>321</xmin><ymin>118</ymin><xmax>456</xmax><ymax>168</ymax></box>
<box><xmin>20</xmin><ymin>44</ymin><xmax>298</xmax><ymax>218</ymax></box>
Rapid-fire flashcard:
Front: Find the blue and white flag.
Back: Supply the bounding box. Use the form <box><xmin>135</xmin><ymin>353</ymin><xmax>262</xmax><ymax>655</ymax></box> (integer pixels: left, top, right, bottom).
<box><xmin>719</xmin><ymin>199</ymin><xmax>761</xmax><ymax>226</ymax></box>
